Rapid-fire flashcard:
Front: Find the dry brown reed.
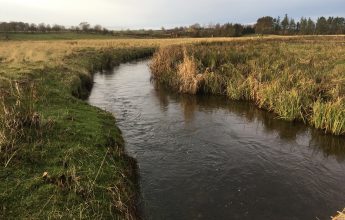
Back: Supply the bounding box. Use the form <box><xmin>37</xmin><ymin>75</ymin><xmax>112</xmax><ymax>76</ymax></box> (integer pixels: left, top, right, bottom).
<box><xmin>149</xmin><ymin>36</ymin><xmax>345</xmax><ymax>135</ymax></box>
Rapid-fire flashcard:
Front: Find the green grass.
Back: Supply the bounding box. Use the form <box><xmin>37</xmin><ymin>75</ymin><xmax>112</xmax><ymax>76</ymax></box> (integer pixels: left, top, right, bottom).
<box><xmin>150</xmin><ymin>36</ymin><xmax>345</xmax><ymax>135</ymax></box>
<box><xmin>0</xmin><ymin>47</ymin><xmax>154</xmax><ymax>219</ymax></box>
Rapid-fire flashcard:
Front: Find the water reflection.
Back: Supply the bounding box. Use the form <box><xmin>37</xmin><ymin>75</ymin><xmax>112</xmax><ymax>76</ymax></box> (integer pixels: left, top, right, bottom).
<box><xmin>153</xmin><ymin>84</ymin><xmax>345</xmax><ymax>161</ymax></box>
<box><xmin>309</xmin><ymin>131</ymin><xmax>345</xmax><ymax>162</ymax></box>
<box><xmin>152</xmin><ymin>82</ymin><xmax>169</xmax><ymax>112</ymax></box>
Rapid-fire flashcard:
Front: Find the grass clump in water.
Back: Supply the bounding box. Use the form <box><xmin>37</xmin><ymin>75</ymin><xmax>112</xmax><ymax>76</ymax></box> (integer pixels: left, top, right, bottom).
<box><xmin>311</xmin><ymin>99</ymin><xmax>345</xmax><ymax>135</ymax></box>
<box><xmin>177</xmin><ymin>49</ymin><xmax>204</xmax><ymax>94</ymax></box>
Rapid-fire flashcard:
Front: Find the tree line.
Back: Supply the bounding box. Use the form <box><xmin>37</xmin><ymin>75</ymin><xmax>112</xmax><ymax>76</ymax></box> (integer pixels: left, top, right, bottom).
<box><xmin>0</xmin><ymin>21</ymin><xmax>110</xmax><ymax>34</ymax></box>
<box><xmin>1</xmin><ymin>14</ymin><xmax>344</xmax><ymax>38</ymax></box>
<box><xmin>160</xmin><ymin>23</ymin><xmax>255</xmax><ymax>38</ymax></box>
<box><xmin>0</xmin><ymin>20</ymin><xmax>252</xmax><ymax>37</ymax></box>
<box><xmin>176</xmin><ymin>15</ymin><xmax>345</xmax><ymax>37</ymax></box>
<box><xmin>255</xmin><ymin>14</ymin><xmax>345</xmax><ymax>35</ymax></box>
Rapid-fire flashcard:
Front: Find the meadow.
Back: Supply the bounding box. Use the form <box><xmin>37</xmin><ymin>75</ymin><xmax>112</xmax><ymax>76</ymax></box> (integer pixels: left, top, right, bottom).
<box><xmin>1</xmin><ymin>34</ymin><xmax>344</xmax><ymax>219</ymax></box>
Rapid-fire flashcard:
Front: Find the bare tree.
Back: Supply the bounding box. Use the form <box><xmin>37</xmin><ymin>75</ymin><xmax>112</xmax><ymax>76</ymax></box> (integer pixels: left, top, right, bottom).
<box><xmin>79</xmin><ymin>22</ymin><xmax>90</xmax><ymax>32</ymax></box>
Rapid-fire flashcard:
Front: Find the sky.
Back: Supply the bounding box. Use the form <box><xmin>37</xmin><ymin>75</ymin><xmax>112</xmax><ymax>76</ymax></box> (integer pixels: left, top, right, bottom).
<box><xmin>0</xmin><ymin>0</ymin><xmax>344</xmax><ymax>30</ymax></box>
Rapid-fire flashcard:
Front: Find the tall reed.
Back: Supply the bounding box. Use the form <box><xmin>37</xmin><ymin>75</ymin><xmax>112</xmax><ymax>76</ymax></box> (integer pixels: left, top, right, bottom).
<box><xmin>150</xmin><ymin>37</ymin><xmax>345</xmax><ymax>135</ymax></box>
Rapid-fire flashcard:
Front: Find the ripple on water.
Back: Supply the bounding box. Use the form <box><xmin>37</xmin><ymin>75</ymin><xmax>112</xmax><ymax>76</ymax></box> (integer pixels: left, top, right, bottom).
<box><xmin>88</xmin><ymin>60</ymin><xmax>345</xmax><ymax>220</ymax></box>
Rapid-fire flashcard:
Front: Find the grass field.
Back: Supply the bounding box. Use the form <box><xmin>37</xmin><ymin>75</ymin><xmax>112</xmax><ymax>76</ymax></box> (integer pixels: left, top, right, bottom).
<box><xmin>1</xmin><ymin>35</ymin><xmax>344</xmax><ymax>219</ymax></box>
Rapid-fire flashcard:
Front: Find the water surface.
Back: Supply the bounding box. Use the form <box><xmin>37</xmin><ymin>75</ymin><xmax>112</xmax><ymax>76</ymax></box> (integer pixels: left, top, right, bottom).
<box><xmin>88</xmin><ymin>60</ymin><xmax>345</xmax><ymax>220</ymax></box>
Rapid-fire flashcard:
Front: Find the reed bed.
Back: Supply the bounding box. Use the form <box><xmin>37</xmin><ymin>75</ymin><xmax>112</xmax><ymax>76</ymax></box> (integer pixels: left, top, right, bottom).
<box><xmin>150</xmin><ymin>36</ymin><xmax>345</xmax><ymax>135</ymax></box>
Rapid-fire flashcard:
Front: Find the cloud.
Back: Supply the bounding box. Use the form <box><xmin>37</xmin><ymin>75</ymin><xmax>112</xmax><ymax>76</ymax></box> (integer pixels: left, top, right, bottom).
<box><xmin>0</xmin><ymin>0</ymin><xmax>344</xmax><ymax>29</ymax></box>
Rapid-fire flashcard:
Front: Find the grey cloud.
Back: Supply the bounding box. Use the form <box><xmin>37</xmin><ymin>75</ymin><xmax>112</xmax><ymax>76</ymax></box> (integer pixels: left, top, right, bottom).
<box><xmin>0</xmin><ymin>0</ymin><xmax>344</xmax><ymax>29</ymax></box>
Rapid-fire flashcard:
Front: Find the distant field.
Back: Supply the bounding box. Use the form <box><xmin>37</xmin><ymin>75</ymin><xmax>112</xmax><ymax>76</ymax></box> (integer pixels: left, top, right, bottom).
<box><xmin>2</xmin><ymin>35</ymin><xmax>344</xmax><ymax>76</ymax></box>
<box><xmin>0</xmin><ymin>36</ymin><xmax>258</xmax><ymax>77</ymax></box>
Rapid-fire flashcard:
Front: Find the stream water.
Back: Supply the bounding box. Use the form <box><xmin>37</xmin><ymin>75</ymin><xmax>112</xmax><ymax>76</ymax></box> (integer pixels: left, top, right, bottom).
<box><xmin>88</xmin><ymin>60</ymin><xmax>345</xmax><ymax>220</ymax></box>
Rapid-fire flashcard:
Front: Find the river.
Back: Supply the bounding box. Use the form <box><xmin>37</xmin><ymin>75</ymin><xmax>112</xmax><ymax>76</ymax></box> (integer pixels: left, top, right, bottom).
<box><xmin>88</xmin><ymin>60</ymin><xmax>345</xmax><ymax>220</ymax></box>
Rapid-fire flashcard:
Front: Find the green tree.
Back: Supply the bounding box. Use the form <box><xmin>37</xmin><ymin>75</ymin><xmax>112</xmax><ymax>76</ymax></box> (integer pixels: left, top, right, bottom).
<box><xmin>327</xmin><ymin>17</ymin><xmax>334</xmax><ymax>34</ymax></box>
<box><xmin>273</xmin><ymin>16</ymin><xmax>281</xmax><ymax>33</ymax></box>
<box><xmin>281</xmin><ymin>14</ymin><xmax>289</xmax><ymax>34</ymax></box>
<box><xmin>316</xmin><ymin>17</ymin><xmax>328</xmax><ymax>34</ymax></box>
<box><xmin>289</xmin><ymin>18</ymin><xmax>296</xmax><ymax>34</ymax></box>
<box><xmin>233</xmin><ymin>23</ymin><xmax>244</xmax><ymax>37</ymax></box>
<box><xmin>255</xmin><ymin>16</ymin><xmax>274</xmax><ymax>34</ymax></box>
<box><xmin>300</xmin><ymin>17</ymin><xmax>308</xmax><ymax>34</ymax></box>
<box><xmin>306</xmin><ymin>18</ymin><xmax>315</xmax><ymax>34</ymax></box>
<box><xmin>329</xmin><ymin>17</ymin><xmax>345</xmax><ymax>34</ymax></box>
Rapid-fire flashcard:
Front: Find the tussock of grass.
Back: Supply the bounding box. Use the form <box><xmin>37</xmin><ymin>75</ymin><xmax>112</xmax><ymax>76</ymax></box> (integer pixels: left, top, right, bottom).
<box><xmin>177</xmin><ymin>49</ymin><xmax>204</xmax><ymax>94</ymax></box>
<box><xmin>311</xmin><ymin>99</ymin><xmax>345</xmax><ymax>135</ymax></box>
<box><xmin>0</xmin><ymin>81</ymin><xmax>45</xmax><ymax>167</ymax></box>
<box><xmin>150</xmin><ymin>36</ymin><xmax>345</xmax><ymax>135</ymax></box>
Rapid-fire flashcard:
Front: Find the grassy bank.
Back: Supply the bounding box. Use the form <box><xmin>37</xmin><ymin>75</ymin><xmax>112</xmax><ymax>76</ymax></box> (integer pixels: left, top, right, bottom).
<box><xmin>0</xmin><ymin>45</ymin><xmax>154</xmax><ymax>218</ymax></box>
<box><xmin>150</xmin><ymin>36</ymin><xmax>345</xmax><ymax>135</ymax></box>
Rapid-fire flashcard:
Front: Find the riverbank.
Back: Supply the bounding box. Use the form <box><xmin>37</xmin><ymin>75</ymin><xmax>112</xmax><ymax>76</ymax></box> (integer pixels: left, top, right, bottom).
<box><xmin>150</xmin><ymin>36</ymin><xmax>345</xmax><ymax>135</ymax></box>
<box><xmin>0</xmin><ymin>46</ymin><xmax>154</xmax><ymax>218</ymax></box>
